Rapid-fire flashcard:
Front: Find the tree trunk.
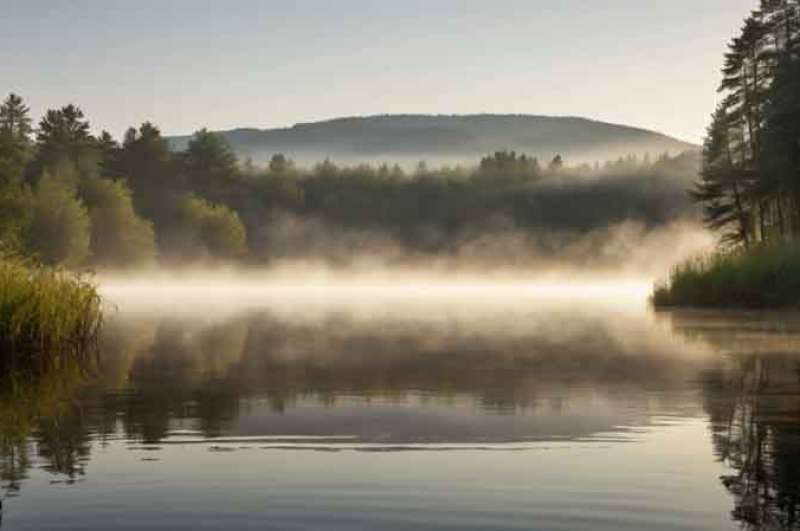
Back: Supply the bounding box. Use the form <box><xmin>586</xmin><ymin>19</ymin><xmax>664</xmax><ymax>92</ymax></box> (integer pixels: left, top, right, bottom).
<box><xmin>732</xmin><ymin>179</ymin><xmax>751</xmax><ymax>248</ymax></box>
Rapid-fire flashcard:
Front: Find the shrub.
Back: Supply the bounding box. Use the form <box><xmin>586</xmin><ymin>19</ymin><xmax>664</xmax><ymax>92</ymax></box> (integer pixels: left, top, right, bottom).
<box><xmin>79</xmin><ymin>176</ymin><xmax>157</xmax><ymax>268</ymax></box>
<box><xmin>26</xmin><ymin>173</ymin><xmax>90</xmax><ymax>267</ymax></box>
<box><xmin>0</xmin><ymin>183</ymin><xmax>33</xmax><ymax>254</ymax></box>
<box><xmin>164</xmin><ymin>194</ymin><xmax>247</xmax><ymax>260</ymax></box>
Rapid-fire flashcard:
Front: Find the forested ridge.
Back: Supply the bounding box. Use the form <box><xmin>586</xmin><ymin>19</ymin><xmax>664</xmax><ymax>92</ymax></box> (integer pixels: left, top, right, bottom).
<box><xmin>0</xmin><ymin>94</ymin><xmax>698</xmax><ymax>269</ymax></box>
<box><xmin>166</xmin><ymin>114</ymin><xmax>696</xmax><ymax>168</ymax></box>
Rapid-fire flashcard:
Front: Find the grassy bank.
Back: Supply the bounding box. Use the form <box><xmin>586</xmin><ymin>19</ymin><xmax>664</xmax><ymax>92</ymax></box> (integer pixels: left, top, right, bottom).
<box><xmin>652</xmin><ymin>244</ymin><xmax>800</xmax><ymax>308</ymax></box>
<box><xmin>0</xmin><ymin>258</ymin><xmax>102</xmax><ymax>376</ymax></box>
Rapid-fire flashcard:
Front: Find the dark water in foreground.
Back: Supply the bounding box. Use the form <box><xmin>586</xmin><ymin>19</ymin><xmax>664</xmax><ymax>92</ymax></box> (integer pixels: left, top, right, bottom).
<box><xmin>2</xmin><ymin>282</ymin><xmax>800</xmax><ymax>530</ymax></box>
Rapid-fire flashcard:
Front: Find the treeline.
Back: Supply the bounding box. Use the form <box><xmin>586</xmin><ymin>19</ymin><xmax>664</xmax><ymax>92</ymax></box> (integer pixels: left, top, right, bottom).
<box><xmin>654</xmin><ymin>0</ymin><xmax>800</xmax><ymax>308</ymax></box>
<box><xmin>0</xmin><ymin>93</ymin><xmax>697</xmax><ymax>268</ymax></box>
<box><xmin>693</xmin><ymin>0</ymin><xmax>800</xmax><ymax>247</ymax></box>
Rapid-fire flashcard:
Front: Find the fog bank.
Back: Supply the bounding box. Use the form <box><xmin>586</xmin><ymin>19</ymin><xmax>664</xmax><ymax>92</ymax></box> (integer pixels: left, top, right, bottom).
<box><xmin>98</xmin><ymin>220</ymin><xmax>712</xmax><ymax>311</ymax></box>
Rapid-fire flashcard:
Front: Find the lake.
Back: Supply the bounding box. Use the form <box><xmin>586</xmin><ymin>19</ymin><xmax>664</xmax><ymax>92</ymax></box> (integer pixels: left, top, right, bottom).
<box><xmin>2</xmin><ymin>278</ymin><xmax>799</xmax><ymax>530</ymax></box>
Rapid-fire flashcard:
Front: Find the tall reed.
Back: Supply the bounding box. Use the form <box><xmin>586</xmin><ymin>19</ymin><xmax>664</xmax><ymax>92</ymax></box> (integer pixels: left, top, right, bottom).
<box><xmin>0</xmin><ymin>258</ymin><xmax>102</xmax><ymax>376</ymax></box>
<box><xmin>653</xmin><ymin>244</ymin><xmax>800</xmax><ymax>308</ymax></box>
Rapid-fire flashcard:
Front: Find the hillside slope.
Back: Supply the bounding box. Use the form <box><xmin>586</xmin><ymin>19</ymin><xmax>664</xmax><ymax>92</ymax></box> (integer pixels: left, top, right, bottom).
<box><xmin>168</xmin><ymin>114</ymin><xmax>697</xmax><ymax>167</ymax></box>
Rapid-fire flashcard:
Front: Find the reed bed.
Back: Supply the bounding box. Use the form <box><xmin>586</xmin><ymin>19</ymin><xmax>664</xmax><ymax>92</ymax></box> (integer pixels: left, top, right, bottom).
<box><xmin>0</xmin><ymin>258</ymin><xmax>102</xmax><ymax>376</ymax></box>
<box><xmin>653</xmin><ymin>244</ymin><xmax>800</xmax><ymax>308</ymax></box>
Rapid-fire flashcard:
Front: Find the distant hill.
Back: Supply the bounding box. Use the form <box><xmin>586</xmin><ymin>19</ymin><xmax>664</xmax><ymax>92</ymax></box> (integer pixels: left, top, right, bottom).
<box><xmin>168</xmin><ymin>114</ymin><xmax>697</xmax><ymax>167</ymax></box>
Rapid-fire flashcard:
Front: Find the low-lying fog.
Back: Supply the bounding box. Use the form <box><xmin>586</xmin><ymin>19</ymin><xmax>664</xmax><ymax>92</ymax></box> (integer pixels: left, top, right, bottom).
<box><xmin>89</xmin><ymin>220</ymin><xmax>800</xmax><ymax>450</ymax></box>
<box><xmin>98</xmin><ymin>220</ymin><xmax>713</xmax><ymax>319</ymax></box>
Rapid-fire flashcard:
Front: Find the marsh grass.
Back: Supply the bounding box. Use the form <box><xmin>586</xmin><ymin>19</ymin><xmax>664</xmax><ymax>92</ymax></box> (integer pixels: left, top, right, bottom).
<box><xmin>653</xmin><ymin>244</ymin><xmax>800</xmax><ymax>308</ymax></box>
<box><xmin>0</xmin><ymin>258</ymin><xmax>102</xmax><ymax>376</ymax></box>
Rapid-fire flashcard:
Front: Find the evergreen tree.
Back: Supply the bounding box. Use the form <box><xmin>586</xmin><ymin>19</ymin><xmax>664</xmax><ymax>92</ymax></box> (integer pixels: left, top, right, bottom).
<box><xmin>691</xmin><ymin>107</ymin><xmax>751</xmax><ymax>246</ymax></box>
<box><xmin>0</xmin><ymin>93</ymin><xmax>33</xmax><ymax>186</ymax></box>
<box><xmin>694</xmin><ymin>1</ymin><xmax>800</xmax><ymax>245</ymax></box>
<box><xmin>96</xmin><ymin>131</ymin><xmax>124</xmax><ymax>181</ymax></box>
<box><xmin>548</xmin><ymin>155</ymin><xmax>564</xmax><ymax>172</ymax></box>
<box><xmin>118</xmin><ymin>122</ymin><xmax>181</xmax><ymax>224</ymax></box>
<box><xmin>183</xmin><ymin>129</ymin><xmax>239</xmax><ymax>202</ymax></box>
<box><xmin>268</xmin><ymin>153</ymin><xmax>294</xmax><ymax>175</ymax></box>
<box><xmin>32</xmin><ymin>104</ymin><xmax>98</xmax><ymax>180</ymax></box>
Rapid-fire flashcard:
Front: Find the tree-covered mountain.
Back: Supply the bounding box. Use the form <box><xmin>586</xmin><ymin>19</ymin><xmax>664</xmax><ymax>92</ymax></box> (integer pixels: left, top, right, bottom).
<box><xmin>168</xmin><ymin>114</ymin><xmax>697</xmax><ymax>167</ymax></box>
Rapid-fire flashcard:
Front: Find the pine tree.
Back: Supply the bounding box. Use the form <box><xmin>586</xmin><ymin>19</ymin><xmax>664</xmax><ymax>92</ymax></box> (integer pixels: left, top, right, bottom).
<box><xmin>32</xmin><ymin>104</ymin><xmax>97</xmax><ymax>180</ymax></box>
<box><xmin>183</xmin><ymin>129</ymin><xmax>239</xmax><ymax>202</ymax></box>
<box><xmin>0</xmin><ymin>93</ymin><xmax>33</xmax><ymax>186</ymax></box>
<box><xmin>696</xmin><ymin>2</ymin><xmax>800</xmax><ymax>245</ymax></box>
<box><xmin>692</xmin><ymin>107</ymin><xmax>751</xmax><ymax>246</ymax></box>
<box><xmin>118</xmin><ymin>122</ymin><xmax>181</xmax><ymax>224</ymax></box>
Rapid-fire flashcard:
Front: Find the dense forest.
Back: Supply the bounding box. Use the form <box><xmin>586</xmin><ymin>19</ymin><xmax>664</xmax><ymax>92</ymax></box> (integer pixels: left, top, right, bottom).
<box><xmin>692</xmin><ymin>0</ymin><xmax>800</xmax><ymax>246</ymax></box>
<box><xmin>0</xmin><ymin>94</ymin><xmax>698</xmax><ymax>269</ymax></box>
<box><xmin>654</xmin><ymin>0</ymin><xmax>800</xmax><ymax>308</ymax></box>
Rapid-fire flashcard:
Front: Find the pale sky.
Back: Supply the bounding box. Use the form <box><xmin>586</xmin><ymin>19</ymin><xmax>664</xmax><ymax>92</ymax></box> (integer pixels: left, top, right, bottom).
<box><xmin>1</xmin><ymin>0</ymin><xmax>756</xmax><ymax>143</ymax></box>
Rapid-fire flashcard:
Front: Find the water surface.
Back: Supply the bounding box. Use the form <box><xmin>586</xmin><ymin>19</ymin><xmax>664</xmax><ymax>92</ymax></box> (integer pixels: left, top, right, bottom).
<box><xmin>2</xmin><ymin>280</ymin><xmax>799</xmax><ymax>530</ymax></box>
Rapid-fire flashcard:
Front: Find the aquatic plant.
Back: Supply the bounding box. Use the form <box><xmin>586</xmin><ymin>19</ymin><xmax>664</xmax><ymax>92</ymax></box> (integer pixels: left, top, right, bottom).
<box><xmin>0</xmin><ymin>257</ymin><xmax>102</xmax><ymax>375</ymax></box>
<box><xmin>653</xmin><ymin>244</ymin><xmax>800</xmax><ymax>308</ymax></box>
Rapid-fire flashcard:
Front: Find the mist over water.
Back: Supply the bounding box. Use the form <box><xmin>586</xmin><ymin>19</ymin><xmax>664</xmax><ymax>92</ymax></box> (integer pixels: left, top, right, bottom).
<box><xmin>94</xmin><ymin>266</ymin><xmax>714</xmax><ymax>449</ymax></box>
<box><xmin>97</xmin><ymin>219</ymin><xmax>714</xmax><ymax>319</ymax></box>
<box><xmin>92</xmin><ymin>225</ymin><xmax>719</xmax><ymax>446</ymax></box>
<box><xmin>0</xmin><ymin>197</ymin><xmax>771</xmax><ymax>531</ymax></box>
<box><xmin>7</xmin><ymin>223</ymin><xmax>800</xmax><ymax>531</ymax></box>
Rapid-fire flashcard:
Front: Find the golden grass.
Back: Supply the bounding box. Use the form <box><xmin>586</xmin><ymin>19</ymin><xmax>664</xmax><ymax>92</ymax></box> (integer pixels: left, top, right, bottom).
<box><xmin>0</xmin><ymin>258</ymin><xmax>102</xmax><ymax>376</ymax></box>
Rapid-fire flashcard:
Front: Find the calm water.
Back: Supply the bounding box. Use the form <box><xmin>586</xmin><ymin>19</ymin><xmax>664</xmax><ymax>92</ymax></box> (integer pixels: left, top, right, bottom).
<box><xmin>2</xmin><ymin>281</ymin><xmax>800</xmax><ymax>530</ymax></box>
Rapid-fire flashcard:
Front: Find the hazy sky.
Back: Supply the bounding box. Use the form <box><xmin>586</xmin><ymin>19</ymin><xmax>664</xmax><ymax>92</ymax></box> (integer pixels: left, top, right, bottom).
<box><xmin>2</xmin><ymin>0</ymin><xmax>756</xmax><ymax>143</ymax></box>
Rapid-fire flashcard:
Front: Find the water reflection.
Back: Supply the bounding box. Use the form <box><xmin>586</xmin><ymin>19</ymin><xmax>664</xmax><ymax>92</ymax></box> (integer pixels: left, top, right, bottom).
<box><xmin>0</xmin><ymin>364</ymin><xmax>90</xmax><ymax>494</ymax></box>
<box><xmin>1</xmin><ymin>301</ymin><xmax>800</xmax><ymax>530</ymax></box>
<box><xmin>664</xmin><ymin>311</ymin><xmax>800</xmax><ymax>530</ymax></box>
<box><xmin>103</xmin><ymin>307</ymin><xmax>713</xmax><ymax>440</ymax></box>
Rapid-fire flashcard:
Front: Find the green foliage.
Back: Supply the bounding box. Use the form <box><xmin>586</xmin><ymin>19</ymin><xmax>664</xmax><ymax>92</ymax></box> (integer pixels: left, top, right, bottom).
<box><xmin>763</xmin><ymin>55</ymin><xmax>800</xmax><ymax>201</ymax></box>
<box><xmin>268</xmin><ymin>153</ymin><xmax>295</xmax><ymax>175</ymax></box>
<box><xmin>664</xmin><ymin>0</ymin><xmax>800</xmax><ymax>308</ymax></box>
<box><xmin>286</xmin><ymin>152</ymin><xmax>696</xmax><ymax>248</ymax></box>
<box><xmin>691</xmin><ymin>1</ymin><xmax>800</xmax><ymax>246</ymax></box>
<box><xmin>0</xmin><ymin>257</ymin><xmax>102</xmax><ymax>376</ymax></box>
<box><xmin>167</xmin><ymin>195</ymin><xmax>247</xmax><ymax>259</ymax></box>
<box><xmin>0</xmin><ymin>93</ymin><xmax>702</xmax><ymax>267</ymax></box>
<box><xmin>117</xmin><ymin>122</ymin><xmax>181</xmax><ymax>224</ymax></box>
<box><xmin>79</xmin><ymin>177</ymin><xmax>157</xmax><ymax>268</ymax></box>
<box><xmin>0</xmin><ymin>183</ymin><xmax>33</xmax><ymax>254</ymax></box>
<box><xmin>690</xmin><ymin>107</ymin><xmax>752</xmax><ymax>246</ymax></box>
<box><xmin>184</xmin><ymin>129</ymin><xmax>239</xmax><ymax>202</ymax></box>
<box><xmin>96</xmin><ymin>131</ymin><xmax>123</xmax><ymax>180</ymax></box>
<box><xmin>653</xmin><ymin>244</ymin><xmax>800</xmax><ymax>308</ymax></box>
<box><xmin>27</xmin><ymin>173</ymin><xmax>91</xmax><ymax>267</ymax></box>
<box><xmin>0</xmin><ymin>94</ymin><xmax>33</xmax><ymax>187</ymax></box>
<box><xmin>31</xmin><ymin>104</ymin><xmax>98</xmax><ymax>178</ymax></box>
<box><xmin>0</xmin><ymin>94</ymin><xmax>32</xmax><ymax>140</ymax></box>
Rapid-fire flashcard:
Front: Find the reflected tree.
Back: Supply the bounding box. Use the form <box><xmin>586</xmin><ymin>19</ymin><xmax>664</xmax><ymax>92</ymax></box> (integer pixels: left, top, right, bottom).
<box><xmin>704</xmin><ymin>353</ymin><xmax>800</xmax><ymax>529</ymax></box>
